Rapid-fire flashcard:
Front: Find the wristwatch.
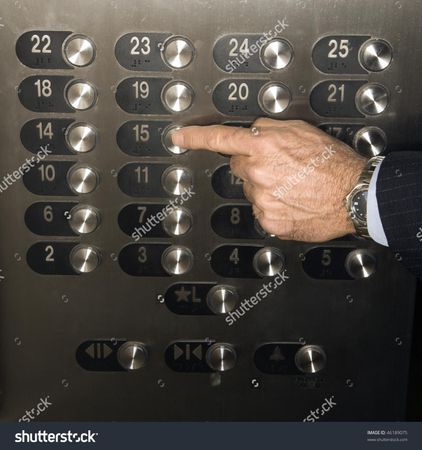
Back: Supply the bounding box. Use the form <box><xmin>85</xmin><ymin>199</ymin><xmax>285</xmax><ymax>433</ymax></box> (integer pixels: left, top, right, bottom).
<box><xmin>345</xmin><ymin>155</ymin><xmax>385</xmax><ymax>238</ymax></box>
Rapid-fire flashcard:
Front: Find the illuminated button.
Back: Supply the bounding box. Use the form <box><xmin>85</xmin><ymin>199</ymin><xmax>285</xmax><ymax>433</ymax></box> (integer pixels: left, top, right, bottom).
<box><xmin>162</xmin><ymin>207</ymin><xmax>192</xmax><ymax>236</ymax></box>
<box><xmin>69</xmin><ymin>205</ymin><xmax>100</xmax><ymax>235</ymax></box>
<box><xmin>162</xmin><ymin>37</ymin><xmax>194</xmax><ymax>69</ymax></box>
<box><xmin>66</xmin><ymin>122</ymin><xmax>96</xmax><ymax>153</ymax></box>
<box><xmin>162</xmin><ymin>125</ymin><xmax>188</xmax><ymax>155</ymax></box>
<box><xmin>69</xmin><ymin>245</ymin><xmax>100</xmax><ymax>273</ymax></box>
<box><xmin>66</xmin><ymin>81</ymin><xmax>97</xmax><ymax>110</ymax></box>
<box><xmin>162</xmin><ymin>81</ymin><xmax>194</xmax><ymax>112</ymax></box>
<box><xmin>295</xmin><ymin>345</ymin><xmax>326</xmax><ymax>374</ymax></box>
<box><xmin>253</xmin><ymin>247</ymin><xmax>285</xmax><ymax>277</ymax></box>
<box><xmin>161</xmin><ymin>245</ymin><xmax>193</xmax><ymax>275</ymax></box>
<box><xmin>356</xmin><ymin>83</ymin><xmax>389</xmax><ymax>115</ymax></box>
<box><xmin>345</xmin><ymin>249</ymin><xmax>376</xmax><ymax>279</ymax></box>
<box><xmin>67</xmin><ymin>165</ymin><xmax>99</xmax><ymax>194</ymax></box>
<box><xmin>206</xmin><ymin>343</ymin><xmax>237</xmax><ymax>372</ymax></box>
<box><xmin>360</xmin><ymin>39</ymin><xmax>392</xmax><ymax>72</ymax></box>
<box><xmin>117</xmin><ymin>341</ymin><xmax>148</xmax><ymax>370</ymax></box>
<box><xmin>64</xmin><ymin>35</ymin><xmax>95</xmax><ymax>67</ymax></box>
<box><xmin>206</xmin><ymin>285</ymin><xmax>238</xmax><ymax>315</ymax></box>
<box><xmin>162</xmin><ymin>166</ymin><xmax>192</xmax><ymax>195</ymax></box>
<box><xmin>260</xmin><ymin>39</ymin><xmax>292</xmax><ymax>70</ymax></box>
<box><xmin>353</xmin><ymin>126</ymin><xmax>387</xmax><ymax>157</ymax></box>
<box><xmin>258</xmin><ymin>82</ymin><xmax>290</xmax><ymax>114</ymax></box>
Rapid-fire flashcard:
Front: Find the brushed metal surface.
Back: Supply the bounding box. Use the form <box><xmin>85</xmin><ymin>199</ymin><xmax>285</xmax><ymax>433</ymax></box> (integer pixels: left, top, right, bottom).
<box><xmin>0</xmin><ymin>0</ymin><xmax>419</xmax><ymax>421</ymax></box>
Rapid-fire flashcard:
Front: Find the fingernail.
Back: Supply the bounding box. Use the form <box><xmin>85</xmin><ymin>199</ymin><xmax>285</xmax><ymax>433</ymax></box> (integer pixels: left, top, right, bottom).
<box><xmin>171</xmin><ymin>130</ymin><xmax>185</xmax><ymax>147</ymax></box>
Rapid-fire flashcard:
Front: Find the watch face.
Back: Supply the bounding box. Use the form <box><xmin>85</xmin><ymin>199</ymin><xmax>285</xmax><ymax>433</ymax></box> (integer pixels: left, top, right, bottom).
<box><xmin>351</xmin><ymin>189</ymin><xmax>368</xmax><ymax>222</ymax></box>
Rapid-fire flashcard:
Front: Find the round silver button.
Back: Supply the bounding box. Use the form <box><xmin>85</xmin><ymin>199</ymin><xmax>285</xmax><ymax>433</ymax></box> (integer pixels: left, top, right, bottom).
<box><xmin>69</xmin><ymin>245</ymin><xmax>100</xmax><ymax>274</ymax></box>
<box><xmin>162</xmin><ymin>36</ymin><xmax>194</xmax><ymax>69</ymax></box>
<box><xmin>162</xmin><ymin>166</ymin><xmax>192</xmax><ymax>196</ymax></box>
<box><xmin>206</xmin><ymin>285</ymin><xmax>238</xmax><ymax>315</ymax></box>
<box><xmin>68</xmin><ymin>205</ymin><xmax>100</xmax><ymax>235</ymax></box>
<box><xmin>353</xmin><ymin>126</ymin><xmax>387</xmax><ymax>157</ymax></box>
<box><xmin>345</xmin><ymin>249</ymin><xmax>377</xmax><ymax>279</ymax></box>
<box><xmin>253</xmin><ymin>247</ymin><xmax>285</xmax><ymax>277</ymax></box>
<box><xmin>65</xmin><ymin>122</ymin><xmax>96</xmax><ymax>153</ymax></box>
<box><xmin>66</xmin><ymin>81</ymin><xmax>97</xmax><ymax>111</ymax></box>
<box><xmin>260</xmin><ymin>39</ymin><xmax>293</xmax><ymax>70</ymax></box>
<box><xmin>162</xmin><ymin>207</ymin><xmax>192</xmax><ymax>236</ymax></box>
<box><xmin>64</xmin><ymin>35</ymin><xmax>95</xmax><ymax>67</ymax></box>
<box><xmin>162</xmin><ymin>81</ymin><xmax>194</xmax><ymax>112</ymax></box>
<box><xmin>162</xmin><ymin>125</ymin><xmax>188</xmax><ymax>155</ymax></box>
<box><xmin>206</xmin><ymin>343</ymin><xmax>237</xmax><ymax>372</ymax></box>
<box><xmin>356</xmin><ymin>83</ymin><xmax>389</xmax><ymax>115</ymax></box>
<box><xmin>67</xmin><ymin>165</ymin><xmax>99</xmax><ymax>194</ymax></box>
<box><xmin>258</xmin><ymin>82</ymin><xmax>291</xmax><ymax>114</ymax></box>
<box><xmin>295</xmin><ymin>345</ymin><xmax>326</xmax><ymax>374</ymax></box>
<box><xmin>161</xmin><ymin>245</ymin><xmax>193</xmax><ymax>275</ymax></box>
<box><xmin>360</xmin><ymin>39</ymin><xmax>392</xmax><ymax>72</ymax></box>
<box><xmin>117</xmin><ymin>341</ymin><xmax>148</xmax><ymax>370</ymax></box>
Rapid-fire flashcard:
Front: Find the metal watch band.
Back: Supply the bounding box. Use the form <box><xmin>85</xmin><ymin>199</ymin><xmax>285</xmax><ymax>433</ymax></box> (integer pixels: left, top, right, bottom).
<box><xmin>347</xmin><ymin>155</ymin><xmax>385</xmax><ymax>238</ymax></box>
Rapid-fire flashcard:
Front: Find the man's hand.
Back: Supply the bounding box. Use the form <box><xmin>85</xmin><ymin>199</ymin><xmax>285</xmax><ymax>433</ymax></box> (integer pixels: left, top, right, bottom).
<box><xmin>172</xmin><ymin>118</ymin><xmax>367</xmax><ymax>242</ymax></box>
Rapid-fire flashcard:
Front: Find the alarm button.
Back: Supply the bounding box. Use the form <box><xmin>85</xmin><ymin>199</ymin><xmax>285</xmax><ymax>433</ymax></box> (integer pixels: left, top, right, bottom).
<box><xmin>64</xmin><ymin>35</ymin><xmax>95</xmax><ymax>67</ymax></box>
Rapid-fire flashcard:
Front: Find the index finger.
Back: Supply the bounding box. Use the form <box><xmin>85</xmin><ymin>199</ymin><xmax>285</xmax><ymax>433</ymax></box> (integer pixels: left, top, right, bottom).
<box><xmin>171</xmin><ymin>125</ymin><xmax>256</xmax><ymax>156</ymax></box>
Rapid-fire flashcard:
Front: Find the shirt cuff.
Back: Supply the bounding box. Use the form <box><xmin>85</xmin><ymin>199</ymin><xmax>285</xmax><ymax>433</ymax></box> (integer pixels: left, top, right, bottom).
<box><xmin>367</xmin><ymin>160</ymin><xmax>389</xmax><ymax>247</ymax></box>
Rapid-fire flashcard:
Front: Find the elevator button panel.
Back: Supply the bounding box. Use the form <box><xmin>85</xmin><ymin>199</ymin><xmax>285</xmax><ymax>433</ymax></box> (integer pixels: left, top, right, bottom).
<box><xmin>1</xmin><ymin>0</ymin><xmax>416</xmax><ymax>421</ymax></box>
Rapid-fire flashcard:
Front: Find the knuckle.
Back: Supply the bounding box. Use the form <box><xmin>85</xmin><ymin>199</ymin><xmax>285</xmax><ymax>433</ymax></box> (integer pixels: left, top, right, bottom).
<box><xmin>252</xmin><ymin>117</ymin><xmax>274</xmax><ymax>127</ymax></box>
<box><xmin>246</xmin><ymin>164</ymin><xmax>265</xmax><ymax>183</ymax></box>
<box><xmin>204</xmin><ymin>132</ymin><xmax>220</xmax><ymax>151</ymax></box>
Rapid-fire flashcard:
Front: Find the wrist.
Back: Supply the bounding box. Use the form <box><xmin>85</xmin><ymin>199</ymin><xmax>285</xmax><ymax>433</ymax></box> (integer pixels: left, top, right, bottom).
<box><xmin>345</xmin><ymin>156</ymin><xmax>385</xmax><ymax>237</ymax></box>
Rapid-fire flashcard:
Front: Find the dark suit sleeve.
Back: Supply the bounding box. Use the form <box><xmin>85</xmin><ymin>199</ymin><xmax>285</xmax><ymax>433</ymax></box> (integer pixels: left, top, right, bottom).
<box><xmin>376</xmin><ymin>152</ymin><xmax>422</xmax><ymax>278</ymax></box>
